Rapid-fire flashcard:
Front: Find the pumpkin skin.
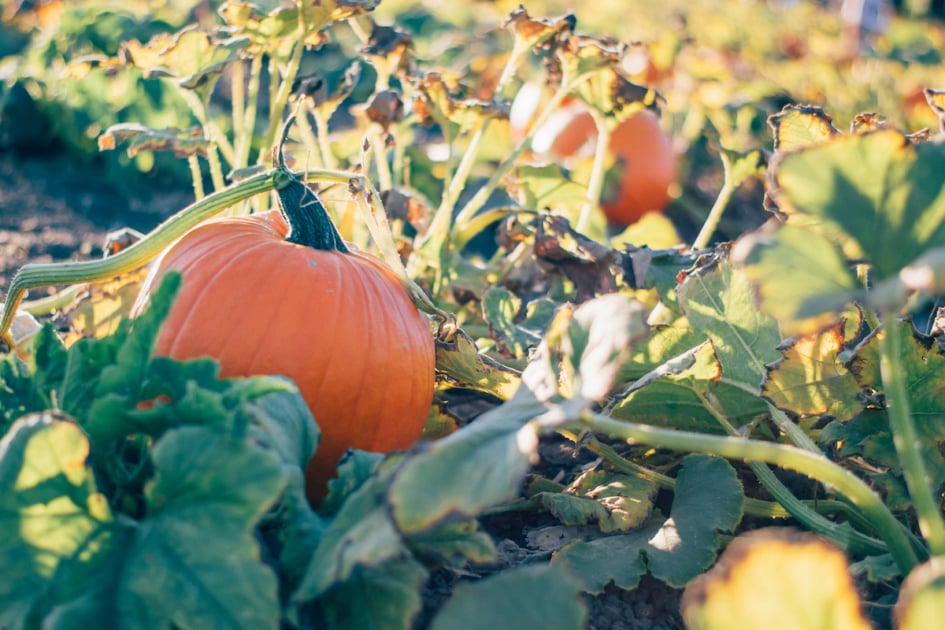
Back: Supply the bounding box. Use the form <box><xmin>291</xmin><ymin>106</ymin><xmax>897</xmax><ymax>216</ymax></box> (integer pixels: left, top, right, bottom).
<box><xmin>134</xmin><ymin>205</ymin><xmax>435</xmax><ymax>503</ymax></box>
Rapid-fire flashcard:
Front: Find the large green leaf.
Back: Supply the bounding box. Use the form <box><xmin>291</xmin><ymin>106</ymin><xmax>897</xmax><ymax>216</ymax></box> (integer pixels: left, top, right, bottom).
<box><xmin>0</xmin><ymin>414</ymin><xmax>113</xmax><ymax>627</ymax></box>
<box><xmin>771</xmin><ymin>129</ymin><xmax>945</xmax><ymax>280</ymax></box>
<box><xmin>553</xmin><ymin>455</ymin><xmax>744</xmax><ymax>591</ymax></box>
<box><xmin>388</xmin><ymin>392</ymin><xmax>543</xmax><ymax>534</ymax></box>
<box><xmin>430</xmin><ymin>564</ymin><xmax>586</xmax><ymax>630</ymax></box>
<box><xmin>113</xmin><ymin>425</ymin><xmax>286</xmax><ymax>629</ymax></box>
<box><xmin>676</xmin><ymin>258</ymin><xmax>782</xmax><ymax>393</ymax></box>
<box><xmin>317</xmin><ymin>558</ymin><xmax>428</xmax><ymax>630</ymax></box>
<box><xmin>535</xmin><ymin>470</ymin><xmax>657</xmax><ymax>533</ymax></box>
<box><xmin>733</xmin><ymin>224</ymin><xmax>859</xmax><ymax>335</ymax></box>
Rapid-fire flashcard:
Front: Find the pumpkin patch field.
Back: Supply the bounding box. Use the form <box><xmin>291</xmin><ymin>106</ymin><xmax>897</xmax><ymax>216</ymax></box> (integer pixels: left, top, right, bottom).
<box><xmin>7</xmin><ymin>1</ymin><xmax>945</xmax><ymax>628</ymax></box>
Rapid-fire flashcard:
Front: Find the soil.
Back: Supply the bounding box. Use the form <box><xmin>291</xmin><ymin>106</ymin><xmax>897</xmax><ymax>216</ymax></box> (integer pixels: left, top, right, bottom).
<box><xmin>0</xmin><ymin>147</ymin><xmax>686</xmax><ymax>627</ymax></box>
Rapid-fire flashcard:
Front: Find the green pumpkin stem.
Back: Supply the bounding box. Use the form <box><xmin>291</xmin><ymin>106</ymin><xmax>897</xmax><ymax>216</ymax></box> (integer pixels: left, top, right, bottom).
<box><xmin>277</xmin><ymin>177</ymin><xmax>350</xmax><ymax>254</ymax></box>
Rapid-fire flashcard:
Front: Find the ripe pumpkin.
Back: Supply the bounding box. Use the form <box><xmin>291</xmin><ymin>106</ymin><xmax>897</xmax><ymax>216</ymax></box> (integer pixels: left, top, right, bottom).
<box><xmin>510</xmin><ymin>84</ymin><xmax>677</xmax><ymax>227</ymax></box>
<box><xmin>133</xmin><ymin>175</ymin><xmax>436</xmax><ymax>503</ymax></box>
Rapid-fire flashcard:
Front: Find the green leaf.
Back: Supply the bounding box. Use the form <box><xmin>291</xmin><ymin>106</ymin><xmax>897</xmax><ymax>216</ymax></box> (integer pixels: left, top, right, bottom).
<box><xmin>482</xmin><ymin>288</ymin><xmax>540</xmax><ymax>359</ymax></box>
<box><xmin>771</xmin><ymin>129</ymin><xmax>945</xmax><ymax>280</ymax></box>
<box><xmin>0</xmin><ymin>413</ymin><xmax>113</xmax><ymax>626</ymax></box>
<box><xmin>116</xmin><ymin>425</ymin><xmax>286</xmax><ymax>629</ymax></box>
<box><xmin>647</xmin><ymin>455</ymin><xmax>743</xmax><ymax>586</ymax></box>
<box><xmin>407</xmin><ymin>519</ymin><xmax>498</xmax><ymax>565</ymax></box>
<box><xmin>389</xmin><ymin>393</ymin><xmax>541</xmax><ymax>533</ymax></box>
<box><xmin>681</xmin><ymin>528</ymin><xmax>871</xmax><ymax>630</ymax></box>
<box><xmin>318</xmin><ymin>450</ymin><xmax>385</xmax><ymax>516</ymax></box>
<box><xmin>294</xmin><ymin>475</ymin><xmax>407</xmax><ymax>603</ymax></box>
<box><xmin>733</xmin><ymin>224</ymin><xmax>859</xmax><ymax>335</ymax></box>
<box><xmin>430</xmin><ymin>564</ymin><xmax>586</xmax><ymax>630</ymax></box>
<box><xmin>121</xmin><ymin>27</ymin><xmax>248</xmax><ymax>90</ymax></box>
<box><xmin>317</xmin><ymin>557</ymin><xmax>428</xmax><ymax>630</ymax></box>
<box><xmin>515</xmin><ymin>163</ymin><xmax>587</xmax><ymax>215</ymax></box>
<box><xmin>763</xmin><ymin>321</ymin><xmax>863</xmax><ymax>422</ymax></box>
<box><xmin>554</xmin><ymin>456</ymin><xmax>743</xmax><ymax>591</ymax></box>
<box><xmin>677</xmin><ymin>257</ymin><xmax>782</xmax><ymax>392</ymax></box>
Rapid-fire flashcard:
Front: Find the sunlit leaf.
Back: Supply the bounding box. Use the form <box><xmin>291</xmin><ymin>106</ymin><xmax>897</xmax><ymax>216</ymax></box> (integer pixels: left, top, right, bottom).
<box><xmin>733</xmin><ymin>223</ymin><xmax>859</xmax><ymax>335</ymax></box>
<box><xmin>0</xmin><ymin>414</ymin><xmax>113</xmax><ymax>625</ymax></box>
<box><xmin>61</xmin><ymin>266</ymin><xmax>152</xmax><ymax>345</ymax></box>
<box><xmin>676</xmin><ymin>256</ymin><xmax>782</xmax><ymax>392</ymax></box>
<box><xmin>434</xmin><ymin>329</ymin><xmax>521</xmax><ymax>401</ymax></box>
<box><xmin>895</xmin><ymin>560</ymin><xmax>945</xmax><ymax>630</ymax></box>
<box><xmin>768</xmin><ymin>104</ymin><xmax>840</xmax><ymax>152</ymax></box>
<box><xmin>763</xmin><ymin>321</ymin><xmax>863</xmax><ymax>422</ymax></box>
<box><xmin>536</xmin><ymin>470</ymin><xmax>657</xmax><ymax>533</ymax></box>
<box><xmin>681</xmin><ymin>528</ymin><xmax>871</xmax><ymax>630</ymax></box>
<box><xmin>121</xmin><ymin>27</ymin><xmax>248</xmax><ymax>89</ymax></box>
<box><xmin>771</xmin><ymin>129</ymin><xmax>945</xmax><ymax>280</ymax></box>
<box><xmin>431</xmin><ymin>564</ymin><xmax>586</xmax><ymax>630</ymax></box>
<box><xmin>504</xmin><ymin>5</ymin><xmax>575</xmax><ymax>51</ymax></box>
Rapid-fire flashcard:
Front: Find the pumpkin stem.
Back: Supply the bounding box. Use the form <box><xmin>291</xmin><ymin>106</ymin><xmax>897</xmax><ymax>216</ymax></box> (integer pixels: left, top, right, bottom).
<box><xmin>273</xmin><ymin>115</ymin><xmax>349</xmax><ymax>253</ymax></box>
<box><xmin>277</xmin><ymin>177</ymin><xmax>350</xmax><ymax>254</ymax></box>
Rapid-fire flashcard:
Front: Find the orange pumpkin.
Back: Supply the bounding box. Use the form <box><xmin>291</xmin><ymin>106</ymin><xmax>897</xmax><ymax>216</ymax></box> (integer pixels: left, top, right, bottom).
<box><xmin>134</xmin><ymin>177</ymin><xmax>435</xmax><ymax>503</ymax></box>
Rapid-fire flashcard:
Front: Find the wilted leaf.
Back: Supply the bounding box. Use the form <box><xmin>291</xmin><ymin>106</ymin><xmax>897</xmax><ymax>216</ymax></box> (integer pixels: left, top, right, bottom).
<box><xmin>554</xmin><ymin>455</ymin><xmax>743</xmax><ymax>591</ymax></box>
<box><xmin>411</xmin><ymin>72</ymin><xmax>509</xmax><ymax>134</ymax></box>
<box><xmin>98</xmin><ymin>124</ymin><xmax>209</xmax><ymax>158</ymax></box>
<box><xmin>733</xmin><ymin>223</ymin><xmax>859</xmax><ymax>335</ymax></box>
<box><xmin>768</xmin><ymin>104</ymin><xmax>840</xmax><ymax>152</ymax></box>
<box><xmin>504</xmin><ymin>5</ymin><xmax>575</xmax><ymax>51</ymax></box>
<box><xmin>763</xmin><ymin>321</ymin><xmax>863</xmax><ymax>422</ymax></box>
<box><xmin>533</xmin><ymin>215</ymin><xmax>619</xmax><ymax>301</ymax></box>
<box><xmin>220</xmin><ymin>0</ymin><xmax>378</xmax><ymax>52</ymax></box>
<box><xmin>536</xmin><ymin>470</ymin><xmax>657</xmax><ymax>533</ymax></box>
<box><xmin>121</xmin><ymin>27</ymin><xmax>248</xmax><ymax>89</ymax></box>
<box><xmin>435</xmin><ymin>329</ymin><xmax>521</xmax><ymax>401</ymax></box>
<box><xmin>681</xmin><ymin>528</ymin><xmax>871</xmax><ymax>630</ymax></box>
<box><xmin>430</xmin><ymin>564</ymin><xmax>586</xmax><ymax>630</ymax></box>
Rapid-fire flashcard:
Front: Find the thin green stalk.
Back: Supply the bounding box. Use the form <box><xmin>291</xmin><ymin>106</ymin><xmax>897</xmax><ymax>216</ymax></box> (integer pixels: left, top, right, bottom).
<box><xmin>259</xmin><ymin>41</ymin><xmax>306</xmax><ymax>166</ymax></box>
<box><xmin>369</xmin><ymin>128</ymin><xmax>393</xmax><ymax>192</ymax></box>
<box><xmin>231</xmin><ymin>58</ymin><xmax>246</xmax><ymax>165</ymax></box>
<box><xmin>295</xmin><ymin>110</ymin><xmax>326</xmax><ymax>169</ymax></box>
<box><xmin>880</xmin><ymin>316</ymin><xmax>945</xmax><ymax>556</ymax></box>
<box><xmin>579</xmin><ymin>434</ymin><xmax>881</xmax><ymax>528</ymax></box>
<box><xmin>575</xmin><ymin>410</ymin><xmax>921</xmax><ymax>572</ymax></box>
<box><xmin>237</xmin><ymin>55</ymin><xmax>264</xmax><ymax>168</ymax></box>
<box><xmin>694</xmin><ymin>388</ymin><xmax>887</xmax><ymax>555</ymax></box>
<box><xmin>1</xmin><ymin>167</ymin><xmax>355</xmax><ymax>343</ymax></box>
<box><xmin>690</xmin><ymin>149</ymin><xmax>737</xmax><ymax>251</ymax></box>
<box><xmin>311</xmin><ymin>107</ymin><xmax>338</xmax><ymax>170</ymax></box>
<box><xmin>23</xmin><ymin>284</ymin><xmax>87</xmax><ymax>316</ymax></box>
<box><xmin>178</xmin><ymin>88</ymin><xmax>230</xmax><ymax>190</ymax></box>
<box><xmin>575</xmin><ymin>106</ymin><xmax>610</xmax><ymax>234</ymax></box>
<box><xmin>187</xmin><ymin>154</ymin><xmax>205</xmax><ymax>200</ymax></box>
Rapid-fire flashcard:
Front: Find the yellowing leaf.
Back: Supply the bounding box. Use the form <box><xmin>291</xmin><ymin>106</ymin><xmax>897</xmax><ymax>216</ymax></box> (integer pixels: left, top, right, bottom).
<box><xmin>768</xmin><ymin>104</ymin><xmax>840</xmax><ymax>153</ymax></box>
<box><xmin>62</xmin><ymin>266</ymin><xmax>151</xmax><ymax>346</ymax></box>
<box><xmin>763</xmin><ymin>321</ymin><xmax>863</xmax><ymax>422</ymax></box>
<box><xmin>895</xmin><ymin>560</ymin><xmax>945</xmax><ymax>630</ymax></box>
<box><xmin>681</xmin><ymin>528</ymin><xmax>871</xmax><ymax>630</ymax></box>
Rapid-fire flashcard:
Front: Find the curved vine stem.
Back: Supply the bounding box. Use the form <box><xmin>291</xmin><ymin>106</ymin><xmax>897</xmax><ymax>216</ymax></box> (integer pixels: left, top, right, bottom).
<box><xmin>0</xmin><ymin>165</ymin><xmax>358</xmax><ymax>345</ymax></box>
<box><xmin>573</xmin><ymin>410</ymin><xmax>922</xmax><ymax>573</ymax></box>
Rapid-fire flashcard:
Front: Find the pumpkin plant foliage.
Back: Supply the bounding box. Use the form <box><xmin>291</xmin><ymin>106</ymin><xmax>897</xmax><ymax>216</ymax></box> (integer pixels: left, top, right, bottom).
<box><xmin>9</xmin><ymin>0</ymin><xmax>945</xmax><ymax>628</ymax></box>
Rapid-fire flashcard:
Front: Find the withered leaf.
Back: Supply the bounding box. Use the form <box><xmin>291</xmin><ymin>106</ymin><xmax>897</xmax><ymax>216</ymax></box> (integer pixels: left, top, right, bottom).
<box><xmin>98</xmin><ymin>124</ymin><xmax>209</xmax><ymax>158</ymax></box>
<box><xmin>533</xmin><ymin>215</ymin><xmax>618</xmax><ymax>302</ymax></box>
<box><xmin>504</xmin><ymin>5</ymin><xmax>576</xmax><ymax>51</ymax></box>
<box><xmin>768</xmin><ymin>104</ymin><xmax>841</xmax><ymax>153</ymax></box>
